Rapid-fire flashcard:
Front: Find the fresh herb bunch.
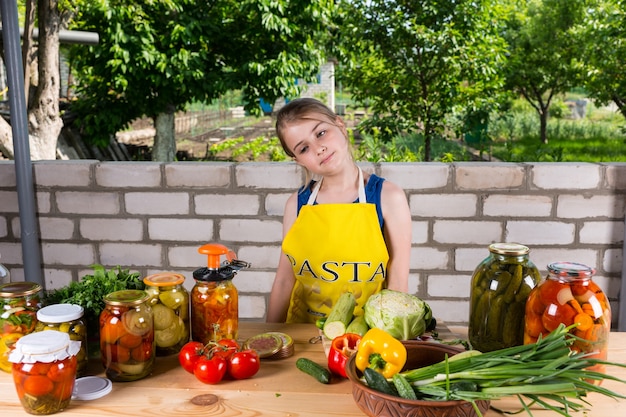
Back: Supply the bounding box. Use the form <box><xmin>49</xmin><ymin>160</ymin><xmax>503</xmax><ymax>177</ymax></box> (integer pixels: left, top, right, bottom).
<box><xmin>44</xmin><ymin>264</ymin><xmax>145</xmax><ymax>332</ymax></box>
<box><xmin>367</xmin><ymin>324</ymin><xmax>626</xmax><ymax>417</ymax></box>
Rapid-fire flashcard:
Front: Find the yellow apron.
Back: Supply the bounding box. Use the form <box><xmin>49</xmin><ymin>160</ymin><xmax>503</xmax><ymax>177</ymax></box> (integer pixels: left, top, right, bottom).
<box><xmin>283</xmin><ymin>168</ymin><xmax>389</xmax><ymax>323</ymax></box>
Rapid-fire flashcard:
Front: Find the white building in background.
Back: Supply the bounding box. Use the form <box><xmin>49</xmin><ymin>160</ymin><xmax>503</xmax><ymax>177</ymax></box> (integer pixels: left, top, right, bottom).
<box><xmin>265</xmin><ymin>60</ymin><xmax>336</xmax><ymax>114</ymax></box>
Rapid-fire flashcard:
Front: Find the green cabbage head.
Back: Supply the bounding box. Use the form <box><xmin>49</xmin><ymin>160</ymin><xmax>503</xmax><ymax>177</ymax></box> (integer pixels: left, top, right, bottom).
<box><xmin>363</xmin><ymin>289</ymin><xmax>432</xmax><ymax>340</ymax></box>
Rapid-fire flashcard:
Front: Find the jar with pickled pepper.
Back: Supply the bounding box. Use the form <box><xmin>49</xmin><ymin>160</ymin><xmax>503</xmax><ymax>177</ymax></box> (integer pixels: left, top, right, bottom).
<box><xmin>0</xmin><ymin>282</ymin><xmax>42</xmax><ymax>373</ymax></box>
<box><xmin>36</xmin><ymin>304</ymin><xmax>88</xmax><ymax>377</ymax></box>
<box><xmin>100</xmin><ymin>290</ymin><xmax>154</xmax><ymax>382</ymax></box>
<box><xmin>143</xmin><ymin>272</ymin><xmax>190</xmax><ymax>356</ymax></box>
<box><xmin>9</xmin><ymin>330</ymin><xmax>80</xmax><ymax>415</ymax></box>
<box><xmin>468</xmin><ymin>243</ymin><xmax>541</xmax><ymax>352</ymax></box>
<box><xmin>191</xmin><ymin>243</ymin><xmax>250</xmax><ymax>344</ymax></box>
<box><xmin>524</xmin><ymin>262</ymin><xmax>611</xmax><ymax>378</ymax></box>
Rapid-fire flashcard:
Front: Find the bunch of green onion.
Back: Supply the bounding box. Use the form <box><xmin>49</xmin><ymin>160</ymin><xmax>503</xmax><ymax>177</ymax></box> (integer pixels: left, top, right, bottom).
<box><xmin>398</xmin><ymin>324</ymin><xmax>626</xmax><ymax>417</ymax></box>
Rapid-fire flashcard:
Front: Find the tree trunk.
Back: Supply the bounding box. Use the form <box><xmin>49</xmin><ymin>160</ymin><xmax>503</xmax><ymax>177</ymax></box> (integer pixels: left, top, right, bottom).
<box><xmin>26</xmin><ymin>0</ymin><xmax>63</xmax><ymax>160</ymax></box>
<box><xmin>539</xmin><ymin>108</ymin><xmax>549</xmax><ymax>145</ymax></box>
<box><xmin>152</xmin><ymin>105</ymin><xmax>176</xmax><ymax>162</ymax></box>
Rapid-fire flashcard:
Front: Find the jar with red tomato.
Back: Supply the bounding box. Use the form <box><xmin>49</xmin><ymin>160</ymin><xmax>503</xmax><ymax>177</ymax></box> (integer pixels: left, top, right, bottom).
<box><xmin>524</xmin><ymin>262</ymin><xmax>611</xmax><ymax>378</ymax></box>
<box><xmin>191</xmin><ymin>244</ymin><xmax>249</xmax><ymax>345</ymax></box>
<box><xmin>0</xmin><ymin>282</ymin><xmax>42</xmax><ymax>373</ymax></box>
<box><xmin>9</xmin><ymin>330</ymin><xmax>80</xmax><ymax>414</ymax></box>
<box><xmin>100</xmin><ymin>290</ymin><xmax>154</xmax><ymax>382</ymax></box>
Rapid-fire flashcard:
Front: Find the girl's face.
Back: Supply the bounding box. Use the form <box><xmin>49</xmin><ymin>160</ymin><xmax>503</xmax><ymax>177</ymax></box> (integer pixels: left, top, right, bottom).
<box><xmin>281</xmin><ymin>115</ymin><xmax>350</xmax><ymax>174</ymax></box>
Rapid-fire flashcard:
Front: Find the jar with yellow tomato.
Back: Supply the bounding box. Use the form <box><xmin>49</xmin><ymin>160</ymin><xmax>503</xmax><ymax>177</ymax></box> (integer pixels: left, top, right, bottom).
<box><xmin>100</xmin><ymin>290</ymin><xmax>154</xmax><ymax>381</ymax></box>
<box><xmin>0</xmin><ymin>282</ymin><xmax>42</xmax><ymax>373</ymax></box>
<box><xmin>524</xmin><ymin>262</ymin><xmax>611</xmax><ymax>378</ymax></box>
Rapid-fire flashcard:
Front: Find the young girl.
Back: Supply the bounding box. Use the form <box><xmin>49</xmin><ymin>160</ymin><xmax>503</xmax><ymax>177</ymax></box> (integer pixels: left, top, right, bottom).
<box><xmin>266</xmin><ymin>98</ymin><xmax>411</xmax><ymax>323</ymax></box>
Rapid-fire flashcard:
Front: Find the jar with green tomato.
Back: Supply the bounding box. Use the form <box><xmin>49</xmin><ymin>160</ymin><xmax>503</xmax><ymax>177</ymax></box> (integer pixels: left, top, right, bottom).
<box><xmin>143</xmin><ymin>272</ymin><xmax>189</xmax><ymax>356</ymax></box>
<box><xmin>36</xmin><ymin>303</ymin><xmax>88</xmax><ymax>376</ymax></box>
<box><xmin>468</xmin><ymin>243</ymin><xmax>541</xmax><ymax>352</ymax></box>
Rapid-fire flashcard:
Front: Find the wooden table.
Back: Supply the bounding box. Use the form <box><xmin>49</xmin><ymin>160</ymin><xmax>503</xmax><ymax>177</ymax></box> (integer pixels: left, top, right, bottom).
<box><xmin>0</xmin><ymin>322</ymin><xmax>625</xmax><ymax>416</ymax></box>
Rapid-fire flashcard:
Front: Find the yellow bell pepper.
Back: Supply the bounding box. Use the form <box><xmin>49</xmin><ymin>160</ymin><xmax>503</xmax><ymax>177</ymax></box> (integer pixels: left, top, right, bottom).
<box><xmin>355</xmin><ymin>328</ymin><xmax>407</xmax><ymax>378</ymax></box>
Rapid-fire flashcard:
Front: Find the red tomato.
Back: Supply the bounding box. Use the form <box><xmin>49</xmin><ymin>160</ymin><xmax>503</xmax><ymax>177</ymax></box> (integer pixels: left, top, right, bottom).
<box><xmin>178</xmin><ymin>341</ymin><xmax>204</xmax><ymax>374</ymax></box>
<box><xmin>23</xmin><ymin>375</ymin><xmax>54</xmax><ymax>396</ymax></box>
<box><xmin>214</xmin><ymin>339</ymin><xmax>240</xmax><ymax>360</ymax></box>
<box><xmin>105</xmin><ymin>344</ymin><xmax>131</xmax><ymax>363</ymax></box>
<box><xmin>47</xmin><ymin>360</ymin><xmax>76</xmax><ymax>383</ymax></box>
<box><xmin>131</xmin><ymin>340</ymin><xmax>154</xmax><ymax>362</ymax></box>
<box><xmin>194</xmin><ymin>355</ymin><xmax>227</xmax><ymax>384</ymax></box>
<box><xmin>228</xmin><ymin>349</ymin><xmax>260</xmax><ymax>380</ymax></box>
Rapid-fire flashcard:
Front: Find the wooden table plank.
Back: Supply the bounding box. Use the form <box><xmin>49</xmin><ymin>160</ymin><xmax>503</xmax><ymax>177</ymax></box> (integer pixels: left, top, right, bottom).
<box><xmin>0</xmin><ymin>322</ymin><xmax>625</xmax><ymax>416</ymax></box>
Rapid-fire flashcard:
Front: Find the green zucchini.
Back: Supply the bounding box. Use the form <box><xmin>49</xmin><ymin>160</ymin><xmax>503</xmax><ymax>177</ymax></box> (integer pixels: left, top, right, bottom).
<box><xmin>345</xmin><ymin>315</ymin><xmax>369</xmax><ymax>336</ymax></box>
<box><xmin>363</xmin><ymin>368</ymin><xmax>397</xmax><ymax>396</ymax></box>
<box><xmin>296</xmin><ymin>358</ymin><xmax>331</xmax><ymax>384</ymax></box>
<box><xmin>323</xmin><ymin>292</ymin><xmax>356</xmax><ymax>340</ymax></box>
<box><xmin>392</xmin><ymin>373</ymin><xmax>417</xmax><ymax>400</ymax></box>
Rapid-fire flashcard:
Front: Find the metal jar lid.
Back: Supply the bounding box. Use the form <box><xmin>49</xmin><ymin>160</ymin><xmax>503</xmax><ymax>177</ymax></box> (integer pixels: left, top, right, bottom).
<box><xmin>0</xmin><ymin>282</ymin><xmax>42</xmax><ymax>298</ymax></box>
<box><xmin>37</xmin><ymin>303</ymin><xmax>84</xmax><ymax>323</ymax></box>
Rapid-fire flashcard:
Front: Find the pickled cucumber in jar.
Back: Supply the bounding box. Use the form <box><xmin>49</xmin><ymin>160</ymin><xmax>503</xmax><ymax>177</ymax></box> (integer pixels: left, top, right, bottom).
<box><xmin>468</xmin><ymin>243</ymin><xmax>541</xmax><ymax>352</ymax></box>
<box><xmin>143</xmin><ymin>273</ymin><xmax>189</xmax><ymax>355</ymax></box>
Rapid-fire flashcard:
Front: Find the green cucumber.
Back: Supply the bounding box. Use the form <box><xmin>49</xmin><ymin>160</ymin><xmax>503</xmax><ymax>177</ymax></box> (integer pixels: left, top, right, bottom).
<box><xmin>392</xmin><ymin>373</ymin><xmax>417</xmax><ymax>400</ymax></box>
<box><xmin>363</xmin><ymin>368</ymin><xmax>397</xmax><ymax>396</ymax></box>
<box><xmin>296</xmin><ymin>358</ymin><xmax>331</xmax><ymax>384</ymax></box>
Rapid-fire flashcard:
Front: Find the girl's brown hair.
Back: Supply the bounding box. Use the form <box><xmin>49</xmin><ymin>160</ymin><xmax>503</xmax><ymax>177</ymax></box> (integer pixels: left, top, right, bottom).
<box><xmin>275</xmin><ymin>98</ymin><xmax>341</xmax><ymax>158</ymax></box>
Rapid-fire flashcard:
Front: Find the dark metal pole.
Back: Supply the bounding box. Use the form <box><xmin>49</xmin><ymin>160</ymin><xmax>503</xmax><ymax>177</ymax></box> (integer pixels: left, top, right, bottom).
<box><xmin>0</xmin><ymin>0</ymin><xmax>44</xmax><ymax>288</ymax></box>
<box><xmin>617</xmin><ymin>216</ymin><xmax>626</xmax><ymax>332</ymax></box>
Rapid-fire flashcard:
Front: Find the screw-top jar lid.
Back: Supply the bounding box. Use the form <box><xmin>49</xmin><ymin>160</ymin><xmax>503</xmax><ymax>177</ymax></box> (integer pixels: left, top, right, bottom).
<box><xmin>9</xmin><ymin>331</ymin><xmax>80</xmax><ymax>364</ymax></box>
<box><xmin>547</xmin><ymin>261</ymin><xmax>595</xmax><ymax>278</ymax></box>
<box><xmin>143</xmin><ymin>272</ymin><xmax>185</xmax><ymax>287</ymax></box>
<box><xmin>72</xmin><ymin>376</ymin><xmax>112</xmax><ymax>401</ymax></box>
<box><xmin>0</xmin><ymin>281</ymin><xmax>42</xmax><ymax>298</ymax></box>
<box><xmin>37</xmin><ymin>303</ymin><xmax>84</xmax><ymax>323</ymax></box>
<box><xmin>104</xmin><ymin>289</ymin><xmax>150</xmax><ymax>306</ymax></box>
<box><xmin>488</xmin><ymin>242</ymin><xmax>530</xmax><ymax>256</ymax></box>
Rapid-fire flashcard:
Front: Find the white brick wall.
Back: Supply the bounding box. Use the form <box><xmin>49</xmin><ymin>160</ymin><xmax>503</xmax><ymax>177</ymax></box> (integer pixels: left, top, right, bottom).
<box><xmin>1</xmin><ymin>160</ymin><xmax>624</xmax><ymax>327</ymax></box>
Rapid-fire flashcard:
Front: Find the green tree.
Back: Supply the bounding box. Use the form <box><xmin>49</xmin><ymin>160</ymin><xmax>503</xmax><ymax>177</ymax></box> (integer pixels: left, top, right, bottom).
<box><xmin>502</xmin><ymin>0</ymin><xmax>587</xmax><ymax>144</ymax></box>
<box><xmin>69</xmin><ymin>0</ymin><xmax>333</xmax><ymax>161</ymax></box>
<box><xmin>580</xmin><ymin>0</ymin><xmax>626</xmax><ymax>120</ymax></box>
<box><xmin>335</xmin><ymin>0</ymin><xmax>507</xmax><ymax>161</ymax></box>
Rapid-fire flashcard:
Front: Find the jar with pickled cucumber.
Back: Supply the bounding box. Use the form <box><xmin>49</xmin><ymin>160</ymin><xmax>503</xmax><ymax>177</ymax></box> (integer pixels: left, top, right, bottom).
<box><xmin>9</xmin><ymin>330</ymin><xmax>80</xmax><ymax>415</ymax></box>
<box><xmin>0</xmin><ymin>282</ymin><xmax>42</xmax><ymax>373</ymax></box>
<box><xmin>36</xmin><ymin>303</ymin><xmax>88</xmax><ymax>376</ymax></box>
<box><xmin>468</xmin><ymin>243</ymin><xmax>541</xmax><ymax>352</ymax></box>
<box><xmin>100</xmin><ymin>290</ymin><xmax>154</xmax><ymax>381</ymax></box>
<box><xmin>143</xmin><ymin>272</ymin><xmax>189</xmax><ymax>356</ymax></box>
<box><xmin>524</xmin><ymin>262</ymin><xmax>611</xmax><ymax>379</ymax></box>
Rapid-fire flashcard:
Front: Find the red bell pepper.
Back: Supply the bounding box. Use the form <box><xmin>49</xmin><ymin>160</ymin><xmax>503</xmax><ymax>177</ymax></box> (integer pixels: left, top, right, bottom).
<box><xmin>328</xmin><ymin>333</ymin><xmax>361</xmax><ymax>378</ymax></box>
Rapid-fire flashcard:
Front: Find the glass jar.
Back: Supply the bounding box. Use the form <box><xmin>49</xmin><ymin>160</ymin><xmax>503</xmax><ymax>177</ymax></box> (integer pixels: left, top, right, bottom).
<box><xmin>100</xmin><ymin>290</ymin><xmax>154</xmax><ymax>382</ymax></box>
<box><xmin>191</xmin><ymin>243</ymin><xmax>249</xmax><ymax>345</ymax></box>
<box><xmin>524</xmin><ymin>262</ymin><xmax>611</xmax><ymax>377</ymax></box>
<box><xmin>9</xmin><ymin>330</ymin><xmax>80</xmax><ymax>415</ymax></box>
<box><xmin>0</xmin><ymin>257</ymin><xmax>9</xmax><ymax>284</ymax></box>
<box><xmin>36</xmin><ymin>304</ymin><xmax>88</xmax><ymax>377</ymax></box>
<box><xmin>143</xmin><ymin>272</ymin><xmax>190</xmax><ymax>356</ymax></box>
<box><xmin>191</xmin><ymin>279</ymin><xmax>238</xmax><ymax>344</ymax></box>
<box><xmin>0</xmin><ymin>282</ymin><xmax>42</xmax><ymax>373</ymax></box>
<box><xmin>468</xmin><ymin>243</ymin><xmax>541</xmax><ymax>352</ymax></box>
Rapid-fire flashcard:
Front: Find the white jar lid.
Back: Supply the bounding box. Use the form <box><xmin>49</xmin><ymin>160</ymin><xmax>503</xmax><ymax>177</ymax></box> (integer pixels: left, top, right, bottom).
<box><xmin>37</xmin><ymin>303</ymin><xmax>84</xmax><ymax>322</ymax></box>
<box><xmin>72</xmin><ymin>376</ymin><xmax>113</xmax><ymax>401</ymax></box>
<box><xmin>9</xmin><ymin>330</ymin><xmax>81</xmax><ymax>363</ymax></box>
